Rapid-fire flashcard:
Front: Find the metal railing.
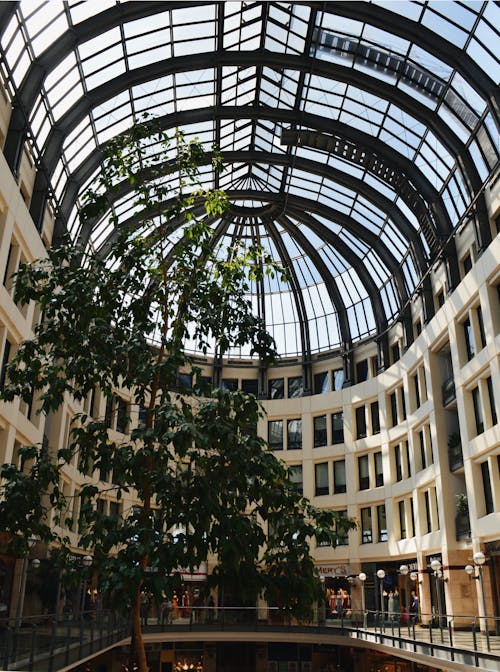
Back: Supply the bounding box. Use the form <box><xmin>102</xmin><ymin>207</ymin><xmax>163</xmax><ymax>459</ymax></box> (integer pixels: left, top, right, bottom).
<box><xmin>2</xmin><ymin>607</ymin><xmax>500</xmax><ymax>671</ymax></box>
<box><xmin>0</xmin><ymin>610</ymin><xmax>128</xmax><ymax>671</ymax></box>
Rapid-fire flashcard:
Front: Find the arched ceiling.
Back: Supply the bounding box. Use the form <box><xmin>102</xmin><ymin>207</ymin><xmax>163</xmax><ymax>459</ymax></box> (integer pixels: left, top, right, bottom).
<box><xmin>0</xmin><ymin>1</ymin><xmax>498</xmax><ymax>363</ymax></box>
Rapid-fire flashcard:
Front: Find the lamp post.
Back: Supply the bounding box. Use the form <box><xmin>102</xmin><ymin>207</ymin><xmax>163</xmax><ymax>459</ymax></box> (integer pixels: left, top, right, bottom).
<box><xmin>358</xmin><ymin>572</ymin><xmax>367</xmax><ymax>627</ymax></box>
<box><xmin>376</xmin><ymin>569</ymin><xmax>385</xmax><ymax>628</ymax></box>
<box><xmin>430</xmin><ymin>559</ymin><xmax>444</xmax><ymax>642</ymax></box>
<box><xmin>80</xmin><ymin>555</ymin><xmax>93</xmax><ymax>616</ymax></box>
<box><xmin>465</xmin><ymin>550</ymin><xmax>490</xmax><ymax>650</ymax></box>
<box><xmin>399</xmin><ymin>564</ymin><xmax>409</xmax><ymax>621</ymax></box>
<box><xmin>14</xmin><ymin>534</ymin><xmax>37</xmax><ymax>629</ymax></box>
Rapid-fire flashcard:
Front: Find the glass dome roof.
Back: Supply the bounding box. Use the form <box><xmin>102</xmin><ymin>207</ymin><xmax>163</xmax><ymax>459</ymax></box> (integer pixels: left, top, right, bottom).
<box><xmin>0</xmin><ymin>1</ymin><xmax>497</xmax><ymax>360</ymax></box>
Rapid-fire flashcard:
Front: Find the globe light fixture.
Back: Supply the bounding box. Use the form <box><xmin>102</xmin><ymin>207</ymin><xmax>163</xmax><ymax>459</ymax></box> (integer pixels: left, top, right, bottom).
<box><xmin>399</xmin><ymin>564</ymin><xmax>409</xmax><ymax>575</ymax></box>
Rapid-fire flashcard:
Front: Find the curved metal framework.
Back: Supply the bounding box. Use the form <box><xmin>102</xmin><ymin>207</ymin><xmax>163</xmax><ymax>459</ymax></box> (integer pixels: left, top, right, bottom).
<box><xmin>0</xmin><ymin>1</ymin><xmax>497</xmax><ymax>367</ymax></box>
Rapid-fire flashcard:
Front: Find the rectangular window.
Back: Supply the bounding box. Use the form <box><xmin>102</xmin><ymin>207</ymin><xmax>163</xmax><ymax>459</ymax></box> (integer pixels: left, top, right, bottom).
<box><xmin>268</xmin><ymin>378</ymin><xmax>284</xmax><ymax>399</ymax></box>
<box><xmin>289</xmin><ymin>465</ymin><xmax>303</xmax><ymax>494</ymax></box>
<box><xmin>356</xmin><ymin>359</ymin><xmax>368</xmax><ymax>383</ymax></box>
<box><xmin>405</xmin><ymin>441</ymin><xmax>411</xmax><ymax>478</ymax></box>
<box><xmin>374</xmin><ymin>451</ymin><xmax>384</xmax><ymax>487</ymax></box>
<box><xmin>179</xmin><ymin>372</ymin><xmax>193</xmax><ymax>390</ymax></box>
<box><xmin>315</xmin><ymin>462</ymin><xmax>329</xmax><ymax>496</ymax></box>
<box><xmin>472</xmin><ymin>386</ymin><xmax>484</xmax><ymax>435</ymax></box>
<box><xmin>463</xmin><ymin>252</ymin><xmax>472</xmax><ymax>274</ymax></box>
<box><xmin>392</xmin><ymin>342</ymin><xmax>400</xmax><ymax>363</ymax></box>
<box><xmin>288</xmin><ymin>376</ymin><xmax>304</xmax><ymax>398</ymax></box>
<box><xmin>332</xmin><ymin>412</ymin><xmax>344</xmax><ymax>444</ymax></box>
<box><xmin>424</xmin><ymin>490</ymin><xmax>432</xmax><ymax>533</ymax></box>
<box><xmin>313</xmin><ymin>415</ymin><xmax>327</xmax><ymax>447</ymax></box>
<box><xmin>401</xmin><ymin>388</ymin><xmax>407</xmax><ymax>420</ymax></box>
<box><xmin>116</xmin><ymin>398</ymin><xmax>129</xmax><ymax>434</ymax></box>
<box><xmin>241</xmin><ymin>378</ymin><xmax>258</xmax><ymax>394</ymax></box>
<box><xmin>314</xmin><ymin>371</ymin><xmax>329</xmax><ymax>395</ymax></box>
<box><xmin>371</xmin><ymin>401</ymin><xmax>380</xmax><ymax>434</ymax></box>
<box><xmin>105</xmin><ymin>397</ymin><xmax>114</xmax><ymax>429</ymax></box>
<box><xmin>464</xmin><ymin>317</ymin><xmax>475</xmax><ymax>360</ymax></box>
<box><xmin>486</xmin><ymin>376</ymin><xmax>497</xmax><ymax>425</ymax></box>
<box><xmin>414</xmin><ymin>373</ymin><xmax>420</xmax><ymax>408</ymax></box>
<box><xmin>361</xmin><ymin>507</ymin><xmax>372</xmax><ymax>543</ymax></box>
<box><xmin>481</xmin><ymin>461</ymin><xmax>494</xmax><ymax>514</ymax></box>
<box><xmin>399</xmin><ymin>500</ymin><xmax>407</xmax><ymax>538</ymax></box>
<box><xmin>390</xmin><ymin>392</ymin><xmax>398</xmax><ymax>427</ymax></box>
<box><xmin>358</xmin><ymin>454</ymin><xmax>370</xmax><ymax>490</ymax></box>
<box><xmin>0</xmin><ymin>338</ymin><xmax>11</xmax><ymax>390</ymax></box>
<box><xmin>356</xmin><ymin>406</ymin><xmax>367</xmax><ymax>439</ymax></box>
<box><xmin>377</xmin><ymin>504</ymin><xmax>387</xmax><ymax>542</ymax></box>
<box><xmin>410</xmin><ymin>497</ymin><xmax>415</xmax><ymax>536</ymax></box>
<box><xmin>332</xmin><ymin>368</ymin><xmax>344</xmax><ymax>391</ymax></box>
<box><xmin>268</xmin><ymin>420</ymin><xmax>283</xmax><ymax>451</ymax></box>
<box><xmin>395</xmin><ymin>444</ymin><xmax>402</xmax><ymax>481</ymax></box>
<box><xmin>221</xmin><ymin>378</ymin><xmax>238</xmax><ymax>391</ymax></box>
<box><xmin>336</xmin><ymin>510</ymin><xmax>349</xmax><ymax>545</ymax></box>
<box><xmin>477</xmin><ymin>307</ymin><xmax>486</xmax><ymax>349</ymax></box>
<box><xmin>287</xmin><ymin>418</ymin><xmax>302</xmax><ymax>450</ymax></box>
<box><xmin>333</xmin><ymin>460</ymin><xmax>346</xmax><ymax>494</ymax></box>
<box><xmin>419</xmin><ymin>429</ymin><xmax>427</xmax><ymax>469</ymax></box>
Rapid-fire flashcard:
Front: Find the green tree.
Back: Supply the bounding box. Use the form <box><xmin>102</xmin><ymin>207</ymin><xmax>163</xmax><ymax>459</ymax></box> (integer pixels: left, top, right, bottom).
<box><xmin>0</xmin><ymin>121</ymin><xmax>354</xmax><ymax>672</ymax></box>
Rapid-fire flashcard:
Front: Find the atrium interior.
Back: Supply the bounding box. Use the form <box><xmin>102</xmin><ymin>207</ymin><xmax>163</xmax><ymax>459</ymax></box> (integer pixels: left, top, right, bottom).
<box><xmin>0</xmin><ymin>2</ymin><xmax>498</xmax><ymax>671</ymax></box>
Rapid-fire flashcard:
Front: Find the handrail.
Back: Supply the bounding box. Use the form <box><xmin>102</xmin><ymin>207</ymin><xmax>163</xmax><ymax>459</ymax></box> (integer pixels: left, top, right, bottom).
<box><xmin>1</xmin><ymin>607</ymin><xmax>499</xmax><ymax>671</ymax></box>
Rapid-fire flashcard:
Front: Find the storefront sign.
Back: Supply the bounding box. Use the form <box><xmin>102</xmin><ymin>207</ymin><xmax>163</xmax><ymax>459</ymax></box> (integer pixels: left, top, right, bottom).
<box><xmin>316</xmin><ymin>564</ymin><xmax>350</xmax><ymax>577</ymax></box>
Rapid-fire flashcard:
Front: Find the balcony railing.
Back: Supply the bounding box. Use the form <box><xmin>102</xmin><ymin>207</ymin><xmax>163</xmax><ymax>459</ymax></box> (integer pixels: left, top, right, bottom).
<box><xmin>448</xmin><ymin>439</ymin><xmax>464</xmax><ymax>471</ymax></box>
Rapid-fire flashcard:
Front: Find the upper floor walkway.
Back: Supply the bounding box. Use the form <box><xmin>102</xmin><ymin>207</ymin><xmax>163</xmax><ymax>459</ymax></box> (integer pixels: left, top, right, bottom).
<box><xmin>2</xmin><ymin>607</ymin><xmax>500</xmax><ymax>672</ymax></box>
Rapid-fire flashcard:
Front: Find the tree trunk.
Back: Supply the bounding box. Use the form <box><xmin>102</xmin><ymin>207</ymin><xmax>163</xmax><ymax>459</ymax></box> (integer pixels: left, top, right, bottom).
<box><xmin>127</xmin><ymin>581</ymin><xmax>148</xmax><ymax>672</ymax></box>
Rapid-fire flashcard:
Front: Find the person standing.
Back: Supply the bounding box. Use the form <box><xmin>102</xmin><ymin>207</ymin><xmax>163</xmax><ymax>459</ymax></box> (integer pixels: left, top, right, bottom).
<box><xmin>409</xmin><ymin>590</ymin><xmax>419</xmax><ymax>624</ymax></box>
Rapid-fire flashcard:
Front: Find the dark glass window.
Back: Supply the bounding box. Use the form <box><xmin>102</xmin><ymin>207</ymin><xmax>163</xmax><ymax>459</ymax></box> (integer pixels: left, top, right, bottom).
<box><xmin>419</xmin><ymin>430</ymin><xmax>427</xmax><ymax>469</ymax></box>
<box><xmin>287</xmin><ymin>419</ymin><xmax>302</xmax><ymax>450</ymax></box>
<box><xmin>0</xmin><ymin>338</ymin><xmax>11</xmax><ymax>390</ymax></box>
<box><xmin>314</xmin><ymin>371</ymin><xmax>329</xmax><ymax>395</ymax></box>
<box><xmin>424</xmin><ymin>491</ymin><xmax>432</xmax><ymax>533</ymax></box>
<box><xmin>437</xmin><ymin>290</ymin><xmax>445</xmax><ymax>307</ymax></box>
<box><xmin>356</xmin><ymin>359</ymin><xmax>368</xmax><ymax>383</ymax></box>
<box><xmin>315</xmin><ymin>462</ymin><xmax>329</xmax><ymax>496</ymax></box>
<box><xmin>268</xmin><ymin>420</ymin><xmax>283</xmax><ymax>451</ymax></box>
<box><xmin>361</xmin><ymin>507</ymin><xmax>372</xmax><ymax>543</ymax></box>
<box><xmin>116</xmin><ymin>398</ymin><xmax>129</xmax><ymax>434</ymax></box>
<box><xmin>472</xmin><ymin>386</ymin><xmax>484</xmax><ymax>435</ymax></box>
<box><xmin>374</xmin><ymin>451</ymin><xmax>384</xmax><ymax>487</ymax></box>
<box><xmin>390</xmin><ymin>392</ymin><xmax>398</xmax><ymax>427</ymax></box>
<box><xmin>410</xmin><ymin>497</ymin><xmax>415</xmax><ymax>536</ymax></box>
<box><xmin>486</xmin><ymin>376</ymin><xmax>497</xmax><ymax>425</ymax></box>
<box><xmin>289</xmin><ymin>465</ymin><xmax>303</xmax><ymax>494</ymax></box>
<box><xmin>105</xmin><ymin>397</ymin><xmax>114</xmax><ymax>429</ymax></box>
<box><xmin>399</xmin><ymin>500</ymin><xmax>406</xmax><ymax>538</ymax></box>
<box><xmin>414</xmin><ymin>374</ymin><xmax>420</xmax><ymax>408</ymax></box>
<box><xmin>332</xmin><ymin>368</ymin><xmax>344</xmax><ymax>391</ymax></box>
<box><xmin>415</xmin><ymin>320</ymin><xmax>422</xmax><ymax>335</ymax></box>
<box><xmin>356</xmin><ymin>406</ymin><xmax>367</xmax><ymax>439</ymax></box>
<box><xmin>405</xmin><ymin>441</ymin><xmax>411</xmax><ymax>477</ymax></box>
<box><xmin>463</xmin><ymin>253</ymin><xmax>472</xmax><ymax>274</ymax></box>
<box><xmin>401</xmin><ymin>388</ymin><xmax>407</xmax><ymax>420</ymax></box>
<box><xmin>195</xmin><ymin>376</ymin><xmax>212</xmax><ymax>397</ymax></box>
<box><xmin>371</xmin><ymin>400</ymin><xmax>380</xmax><ymax>434</ymax></box>
<box><xmin>241</xmin><ymin>378</ymin><xmax>258</xmax><ymax>394</ymax></box>
<box><xmin>377</xmin><ymin>504</ymin><xmax>387</xmax><ymax>542</ymax></box>
<box><xmin>221</xmin><ymin>378</ymin><xmax>238</xmax><ymax>391</ymax></box>
<box><xmin>178</xmin><ymin>372</ymin><xmax>193</xmax><ymax>391</ymax></box>
<box><xmin>395</xmin><ymin>444</ymin><xmax>402</xmax><ymax>481</ymax></box>
<box><xmin>358</xmin><ymin>454</ymin><xmax>370</xmax><ymax>490</ymax></box>
<box><xmin>392</xmin><ymin>343</ymin><xmax>400</xmax><ymax>363</ymax></box>
<box><xmin>464</xmin><ymin>317</ymin><xmax>475</xmax><ymax>360</ymax></box>
<box><xmin>477</xmin><ymin>307</ymin><xmax>486</xmax><ymax>349</ymax></box>
<box><xmin>481</xmin><ymin>461</ymin><xmax>494</xmax><ymax>514</ymax></box>
<box><xmin>333</xmin><ymin>460</ymin><xmax>346</xmax><ymax>494</ymax></box>
<box><xmin>268</xmin><ymin>378</ymin><xmax>284</xmax><ymax>399</ymax></box>
<box><xmin>332</xmin><ymin>412</ymin><xmax>344</xmax><ymax>444</ymax></box>
<box><xmin>138</xmin><ymin>406</ymin><xmax>147</xmax><ymax>428</ymax></box>
<box><xmin>336</xmin><ymin>510</ymin><xmax>349</xmax><ymax>545</ymax></box>
<box><xmin>313</xmin><ymin>415</ymin><xmax>327</xmax><ymax>447</ymax></box>
<box><xmin>288</xmin><ymin>376</ymin><xmax>304</xmax><ymax>398</ymax></box>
